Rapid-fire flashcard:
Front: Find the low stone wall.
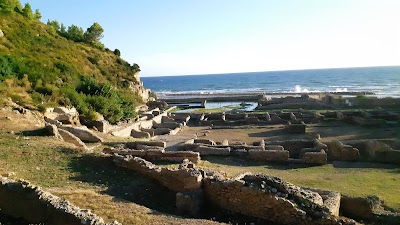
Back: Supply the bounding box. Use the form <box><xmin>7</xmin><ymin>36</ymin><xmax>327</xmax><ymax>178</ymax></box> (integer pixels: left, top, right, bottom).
<box><xmin>113</xmin><ymin>155</ymin><xmax>203</xmax><ymax>192</ymax></box>
<box><xmin>287</xmin><ymin>120</ymin><xmax>306</xmax><ymax>133</ymax></box>
<box><xmin>0</xmin><ymin>176</ymin><xmax>119</xmax><ymax>225</ymax></box>
<box><xmin>125</xmin><ymin>141</ymin><xmax>166</xmax><ymax>149</ymax></box>
<box><xmin>131</xmin><ymin>129</ymin><xmax>151</xmax><ymax>138</ymax></box>
<box><xmin>193</xmin><ymin>146</ymin><xmax>231</xmax><ymax>156</ymax></box>
<box><xmin>248</xmin><ymin>150</ymin><xmax>289</xmax><ymax>162</ymax></box>
<box><xmin>104</xmin><ymin>148</ymin><xmax>201</xmax><ymax>163</ymax></box>
<box><xmin>302</xmin><ymin>150</ymin><xmax>327</xmax><ymax>164</ymax></box>
<box><xmin>266</xmin><ymin>139</ymin><xmax>321</xmax><ymax>158</ymax></box>
<box><xmin>111</xmin><ymin>156</ymin><xmax>369</xmax><ymax>224</ymax></box>
<box><xmin>326</xmin><ymin>141</ymin><xmax>360</xmax><ymax>161</ymax></box>
<box><xmin>203</xmin><ymin>174</ymin><xmax>355</xmax><ymax>225</ymax></box>
<box><xmin>111</xmin><ymin>110</ymin><xmax>171</xmax><ymax>137</ymax></box>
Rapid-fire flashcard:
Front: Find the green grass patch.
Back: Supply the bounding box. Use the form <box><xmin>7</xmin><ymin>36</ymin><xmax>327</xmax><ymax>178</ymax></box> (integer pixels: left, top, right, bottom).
<box><xmin>195</xmin><ymin>156</ymin><xmax>400</xmax><ymax>209</ymax></box>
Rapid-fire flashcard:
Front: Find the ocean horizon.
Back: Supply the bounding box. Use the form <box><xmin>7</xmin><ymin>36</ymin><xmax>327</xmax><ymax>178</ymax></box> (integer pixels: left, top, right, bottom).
<box><xmin>141</xmin><ymin>66</ymin><xmax>400</xmax><ymax>98</ymax></box>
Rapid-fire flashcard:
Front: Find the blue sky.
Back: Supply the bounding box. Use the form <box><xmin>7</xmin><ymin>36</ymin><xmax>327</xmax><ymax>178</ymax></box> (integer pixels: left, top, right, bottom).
<box><xmin>21</xmin><ymin>0</ymin><xmax>400</xmax><ymax>76</ymax></box>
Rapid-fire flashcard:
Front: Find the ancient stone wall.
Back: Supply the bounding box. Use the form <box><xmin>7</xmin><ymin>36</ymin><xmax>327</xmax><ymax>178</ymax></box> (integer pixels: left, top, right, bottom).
<box><xmin>0</xmin><ymin>176</ymin><xmax>119</xmax><ymax>225</ymax></box>
<box><xmin>113</xmin><ymin>155</ymin><xmax>203</xmax><ymax>192</ymax></box>
<box><xmin>266</xmin><ymin>139</ymin><xmax>322</xmax><ymax>158</ymax></box>
<box><xmin>203</xmin><ymin>174</ymin><xmax>354</xmax><ymax>225</ymax></box>
<box><xmin>104</xmin><ymin>147</ymin><xmax>201</xmax><ymax>163</ymax></box>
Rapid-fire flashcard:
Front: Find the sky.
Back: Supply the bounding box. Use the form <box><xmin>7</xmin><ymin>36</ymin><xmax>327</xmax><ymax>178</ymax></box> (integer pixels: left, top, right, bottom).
<box><xmin>21</xmin><ymin>0</ymin><xmax>400</xmax><ymax>77</ymax></box>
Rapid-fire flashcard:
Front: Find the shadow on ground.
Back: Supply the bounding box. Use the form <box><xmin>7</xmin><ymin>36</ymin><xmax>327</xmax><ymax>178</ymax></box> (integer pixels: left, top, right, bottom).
<box><xmin>19</xmin><ymin>128</ymin><xmax>48</xmax><ymax>136</ymax></box>
<box><xmin>67</xmin><ymin>154</ymin><xmax>177</xmax><ymax>215</ymax></box>
<box><xmin>332</xmin><ymin>161</ymin><xmax>399</xmax><ymax>171</ymax></box>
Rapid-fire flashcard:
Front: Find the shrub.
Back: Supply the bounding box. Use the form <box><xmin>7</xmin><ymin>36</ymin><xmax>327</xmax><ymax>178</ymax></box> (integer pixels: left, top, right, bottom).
<box><xmin>87</xmin><ymin>56</ymin><xmax>100</xmax><ymax>65</ymax></box>
<box><xmin>113</xmin><ymin>49</ymin><xmax>121</xmax><ymax>56</ymax></box>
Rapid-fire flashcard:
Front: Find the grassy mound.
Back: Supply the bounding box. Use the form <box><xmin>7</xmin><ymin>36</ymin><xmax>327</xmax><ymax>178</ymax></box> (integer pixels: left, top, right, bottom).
<box><xmin>0</xmin><ymin>6</ymin><xmax>145</xmax><ymax>123</ymax></box>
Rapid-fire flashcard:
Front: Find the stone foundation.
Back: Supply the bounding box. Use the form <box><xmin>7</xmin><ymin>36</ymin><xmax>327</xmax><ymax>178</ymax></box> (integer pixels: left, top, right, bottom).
<box><xmin>248</xmin><ymin>149</ymin><xmax>289</xmax><ymax>162</ymax></box>
<box><xmin>113</xmin><ymin>155</ymin><xmax>203</xmax><ymax>192</ymax></box>
<box><xmin>104</xmin><ymin>147</ymin><xmax>201</xmax><ymax>163</ymax></box>
<box><xmin>0</xmin><ymin>176</ymin><xmax>119</xmax><ymax>225</ymax></box>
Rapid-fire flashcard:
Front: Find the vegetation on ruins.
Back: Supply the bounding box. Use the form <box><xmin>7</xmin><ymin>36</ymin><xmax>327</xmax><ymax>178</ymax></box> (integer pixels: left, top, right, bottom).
<box><xmin>0</xmin><ymin>0</ymin><xmax>143</xmax><ymax>123</ymax></box>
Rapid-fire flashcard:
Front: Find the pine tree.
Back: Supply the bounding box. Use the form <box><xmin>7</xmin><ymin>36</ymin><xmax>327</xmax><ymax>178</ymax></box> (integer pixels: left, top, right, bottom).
<box><xmin>21</xmin><ymin>2</ymin><xmax>33</xmax><ymax>19</ymax></box>
<box><xmin>84</xmin><ymin>22</ymin><xmax>104</xmax><ymax>44</ymax></box>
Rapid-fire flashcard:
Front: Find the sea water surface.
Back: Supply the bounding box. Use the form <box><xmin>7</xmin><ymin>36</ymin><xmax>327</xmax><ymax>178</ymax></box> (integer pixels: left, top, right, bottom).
<box><xmin>142</xmin><ymin>66</ymin><xmax>400</xmax><ymax>98</ymax></box>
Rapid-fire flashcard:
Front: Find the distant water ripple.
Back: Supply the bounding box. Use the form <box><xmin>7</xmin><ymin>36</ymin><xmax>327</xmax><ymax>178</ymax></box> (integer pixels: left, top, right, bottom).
<box><xmin>142</xmin><ymin>66</ymin><xmax>400</xmax><ymax>98</ymax></box>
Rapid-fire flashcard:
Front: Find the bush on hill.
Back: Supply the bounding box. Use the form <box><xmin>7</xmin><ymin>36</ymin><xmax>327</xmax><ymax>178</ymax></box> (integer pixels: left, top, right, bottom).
<box><xmin>0</xmin><ymin>0</ymin><xmax>143</xmax><ymax>123</ymax></box>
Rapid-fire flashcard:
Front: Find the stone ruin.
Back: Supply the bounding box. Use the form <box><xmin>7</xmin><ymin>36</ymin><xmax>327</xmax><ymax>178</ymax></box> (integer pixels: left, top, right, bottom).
<box><xmin>44</xmin><ymin>106</ymin><xmax>193</xmax><ymax>150</ymax></box>
<box><xmin>103</xmin><ymin>140</ymin><xmax>201</xmax><ymax>163</ymax></box>
<box><xmin>174</xmin><ymin>137</ymin><xmax>400</xmax><ymax>165</ymax></box>
<box><xmin>256</xmin><ymin>94</ymin><xmax>332</xmax><ymax>110</ymax></box>
<box><xmin>321</xmin><ymin>109</ymin><xmax>399</xmax><ymax>127</ymax></box>
<box><xmin>178</xmin><ymin>138</ymin><xmax>329</xmax><ymax>165</ymax></box>
<box><xmin>110</xmin><ymin>108</ymin><xmax>190</xmax><ymax>138</ymax></box>
<box><xmin>0</xmin><ymin>176</ymin><xmax>120</xmax><ymax>225</ymax></box>
<box><xmin>44</xmin><ymin>107</ymin><xmax>104</xmax><ymax>151</ymax></box>
<box><xmin>192</xmin><ymin>111</ymin><xmax>318</xmax><ymax>130</ymax></box>
<box><xmin>186</xmin><ymin>107</ymin><xmax>398</xmax><ymax>130</ymax></box>
<box><xmin>111</xmin><ymin>155</ymin><xmax>363</xmax><ymax>225</ymax></box>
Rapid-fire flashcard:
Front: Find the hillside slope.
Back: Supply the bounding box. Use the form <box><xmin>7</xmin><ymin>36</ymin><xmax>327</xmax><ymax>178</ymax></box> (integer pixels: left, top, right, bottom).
<box><xmin>0</xmin><ymin>7</ymin><xmax>151</xmax><ymax>123</ymax></box>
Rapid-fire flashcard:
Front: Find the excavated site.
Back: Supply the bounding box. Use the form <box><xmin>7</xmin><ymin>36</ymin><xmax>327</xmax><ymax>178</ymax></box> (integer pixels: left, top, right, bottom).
<box><xmin>1</xmin><ymin>94</ymin><xmax>400</xmax><ymax>225</ymax></box>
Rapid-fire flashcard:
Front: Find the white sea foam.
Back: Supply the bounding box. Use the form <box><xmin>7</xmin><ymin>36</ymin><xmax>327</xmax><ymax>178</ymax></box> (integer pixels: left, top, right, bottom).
<box><xmin>336</xmin><ymin>88</ymin><xmax>348</xmax><ymax>92</ymax></box>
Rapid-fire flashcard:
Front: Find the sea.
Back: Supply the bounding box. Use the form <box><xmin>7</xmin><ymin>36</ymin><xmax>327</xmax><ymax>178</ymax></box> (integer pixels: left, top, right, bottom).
<box><xmin>141</xmin><ymin>66</ymin><xmax>400</xmax><ymax>99</ymax></box>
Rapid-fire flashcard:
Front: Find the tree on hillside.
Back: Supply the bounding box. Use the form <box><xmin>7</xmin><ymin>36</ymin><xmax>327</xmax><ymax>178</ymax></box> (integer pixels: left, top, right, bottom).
<box><xmin>113</xmin><ymin>49</ymin><xmax>121</xmax><ymax>56</ymax></box>
<box><xmin>0</xmin><ymin>0</ymin><xmax>22</xmax><ymax>13</ymax></box>
<box><xmin>34</xmin><ymin>9</ymin><xmax>41</xmax><ymax>19</ymax></box>
<box><xmin>21</xmin><ymin>2</ymin><xmax>33</xmax><ymax>19</ymax></box>
<box><xmin>84</xmin><ymin>22</ymin><xmax>104</xmax><ymax>44</ymax></box>
<box><xmin>131</xmin><ymin>63</ymin><xmax>140</xmax><ymax>72</ymax></box>
<box><xmin>66</xmin><ymin>25</ymin><xmax>84</xmax><ymax>42</ymax></box>
<box><xmin>60</xmin><ymin>23</ymin><xmax>67</xmax><ymax>33</ymax></box>
<box><xmin>47</xmin><ymin>19</ymin><xmax>60</xmax><ymax>30</ymax></box>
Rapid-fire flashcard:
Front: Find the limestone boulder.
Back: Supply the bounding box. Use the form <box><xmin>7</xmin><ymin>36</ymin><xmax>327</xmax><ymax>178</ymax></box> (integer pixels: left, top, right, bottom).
<box><xmin>44</xmin><ymin>107</ymin><xmax>80</xmax><ymax>125</ymax></box>
<box><xmin>340</xmin><ymin>195</ymin><xmax>384</xmax><ymax>220</ymax></box>
<box><xmin>58</xmin><ymin>129</ymin><xmax>88</xmax><ymax>151</ymax></box>
<box><xmin>60</xmin><ymin>125</ymin><xmax>103</xmax><ymax>143</ymax></box>
<box><xmin>130</xmin><ymin>129</ymin><xmax>151</xmax><ymax>138</ymax></box>
<box><xmin>45</xmin><ymin>123</ymin><xmax>62</xmax><ymax>139</ymax></box>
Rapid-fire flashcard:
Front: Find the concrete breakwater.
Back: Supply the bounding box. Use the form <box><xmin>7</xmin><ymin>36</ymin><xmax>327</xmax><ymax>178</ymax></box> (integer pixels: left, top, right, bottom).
<box><xmin>159</xmin><ymin>91</ymin><xmax>374</xmax><ymax>102</ymax></box>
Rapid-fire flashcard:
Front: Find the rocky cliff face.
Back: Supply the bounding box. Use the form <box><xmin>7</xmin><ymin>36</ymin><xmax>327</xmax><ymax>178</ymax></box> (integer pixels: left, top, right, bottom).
<box><xmin>128</xmin><ymin>73</ymin><xmax>152</xmax><ymax>103</ymax></box>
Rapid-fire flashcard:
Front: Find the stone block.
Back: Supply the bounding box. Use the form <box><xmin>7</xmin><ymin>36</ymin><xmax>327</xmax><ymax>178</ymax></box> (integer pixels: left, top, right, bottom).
<box><xmin>58</xmin><ymin>129</ymin><xmax>88</xmax><ymax>151</ymax></box>
<box><xmin>193</xmin><ymin>146</ymin><xmax>231</xmax><ymax>156</ymax></box>
<box><xmin>326</xmin><ymin>141</ymin><xmax>360</xmax><ymax>161</ymax></box>
<box><xmin>130</xmin><ymin>129</ymin><xmax>151</xmax><ymax>138</ymax></box>
<box><xmin>248</xmin><ymin>150</ymin><xmax>289</xmax><ymax>162</ymax></box>
<box><xmin>194</xmin><ymin>139</ymin><xmax>216</xmax><ymax>145</ymax></box>
<box><xmin>265</xmin><ymin>145</ymin><xmax>284</xmax><ymax>151</ymax></box>
<box><xmin>60</xmin><ymin>125</ymin><xmax>103</xmax><ymax>142</ymax></box>
<box><xmin>286</xmin><ymin>120</ymin><xmax>306</xmax><ymax>133</ymax></box>
<box><xmin>302</xmin><ymin>150</ymin><xmax>327</xmax><ymax>164</ymax></box>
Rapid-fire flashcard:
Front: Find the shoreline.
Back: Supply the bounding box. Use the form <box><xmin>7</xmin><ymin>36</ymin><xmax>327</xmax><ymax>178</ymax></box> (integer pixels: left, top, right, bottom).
<box><xmin>158</xmin><ymin>91</ymin><xmax>375</xmax><ymax>102</ymax></box>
